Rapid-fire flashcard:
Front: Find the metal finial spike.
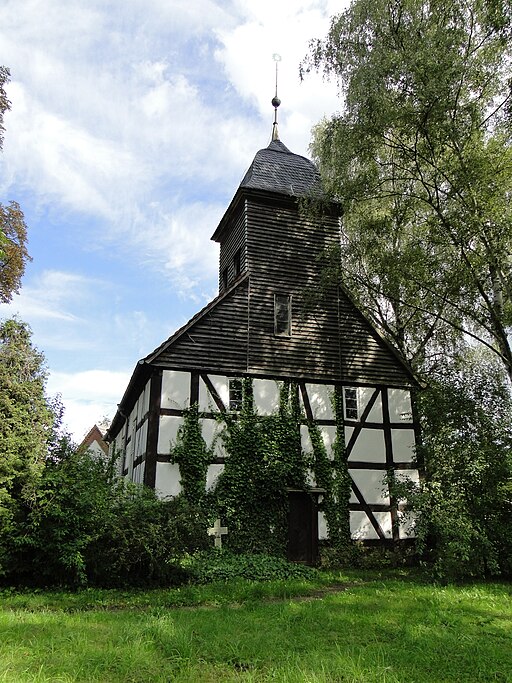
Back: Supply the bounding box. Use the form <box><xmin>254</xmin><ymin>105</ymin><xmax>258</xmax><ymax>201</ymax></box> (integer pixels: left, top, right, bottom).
<box><xmin>271</xmin><ymin>54</ymin><xmax>282</xmax><ymax>141</ymax></box>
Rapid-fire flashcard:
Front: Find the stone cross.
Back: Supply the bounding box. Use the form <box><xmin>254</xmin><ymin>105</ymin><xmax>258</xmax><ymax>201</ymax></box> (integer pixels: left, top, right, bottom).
<box><xmin>208</xmin><ymin>518</ymin><xmax>228</xmax><ymax>549</ymax></box>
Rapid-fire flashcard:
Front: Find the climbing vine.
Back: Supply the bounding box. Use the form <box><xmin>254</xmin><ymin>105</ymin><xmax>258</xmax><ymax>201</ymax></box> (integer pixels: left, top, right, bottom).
<box><xmin>169</xmin><ymin>403</ymin><xmax>214</xmax><ymax>506</ymax></box>
<box><xmin>213</xmin><ymin>379</ymin><xmax>291</xmax><ymax>554</ymax></box>
<box><xmin>170</xmin><ymin>380</ymin><xmax>353</xmax><ymax>556</ymax></box>
<box><xmin>306</xmin><ymin>388</ymin><xmax>351</xmax><ymax>549</ymax></box>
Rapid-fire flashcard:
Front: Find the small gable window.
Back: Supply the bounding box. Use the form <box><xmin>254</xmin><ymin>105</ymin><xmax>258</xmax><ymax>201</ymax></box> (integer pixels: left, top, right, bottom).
<box><xmin>274</xmin><ymin>293</ymin><xmax>291</xmax><ymax>336</ymax></box>
<box><xmin>343</xmin><ymin>387</ymin><xmax>359</xmax><ymax>421</ymax></box>
<box><xmin>229</xmin><ymin>378</ymin><xmax>243</xmax><ymax>411</ymax></box>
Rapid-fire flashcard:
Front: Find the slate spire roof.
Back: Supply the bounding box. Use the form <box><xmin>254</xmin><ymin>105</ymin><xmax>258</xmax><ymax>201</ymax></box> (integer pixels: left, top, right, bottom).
<box><xmin>239</xmin><ymin>138</ymin><xmax>322</xmax><ymax>198</ymax></box>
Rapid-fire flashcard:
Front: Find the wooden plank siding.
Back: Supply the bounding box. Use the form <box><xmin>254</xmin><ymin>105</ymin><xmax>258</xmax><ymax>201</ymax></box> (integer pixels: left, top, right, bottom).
<box><xmin>338</xmin><ymin>293</ymin><xmax>414</xmax><ymax>386</ymax></box>
<box><xmin>145</xmin><ymin>192</ymin><xmax>415</xmax><ymax>387</ymax></box>
<box><xmin>218</xmin><ymin>202</ymin><xmax>247</xmax><ymax>293</ymax></box>
<box><xmin>246</xmin><ymin>198</ymin><xmax>342</xmax><ymax>379</ymax></box>
<box><xmin>152</xmin><ymin>279</ymin><xmax>249</xmax><ymax>374</ymax></box>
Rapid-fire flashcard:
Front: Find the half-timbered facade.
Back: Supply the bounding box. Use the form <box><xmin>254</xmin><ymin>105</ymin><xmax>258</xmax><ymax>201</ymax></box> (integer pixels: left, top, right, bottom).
<box><xmin>106</xmin><ymin>136</ymin><xmax>420</xmax><ymax>557</ymax></box>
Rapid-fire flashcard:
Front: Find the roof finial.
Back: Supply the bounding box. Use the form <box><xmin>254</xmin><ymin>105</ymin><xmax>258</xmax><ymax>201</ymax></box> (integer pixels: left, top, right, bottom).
<box><xmin>271</xmin><ymin>53</ymin><xmax>281</xmax><ymax>141</ymax></box>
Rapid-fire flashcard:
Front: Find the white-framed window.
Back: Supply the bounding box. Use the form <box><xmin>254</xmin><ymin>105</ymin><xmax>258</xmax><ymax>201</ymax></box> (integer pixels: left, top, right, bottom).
<box><xmin>274</xmin><ymin>293</ymin><xmax>291</xmax><ymax>336</ymax></box>
<box><xmin>343</xmin><ymin>387</ymin><xmax>359</xmax><ymax>421</ymax></box>
<box><xmin>229</xmin><ymin>378</ymin><xmax>243</xmax><ymax>411</ymax></box>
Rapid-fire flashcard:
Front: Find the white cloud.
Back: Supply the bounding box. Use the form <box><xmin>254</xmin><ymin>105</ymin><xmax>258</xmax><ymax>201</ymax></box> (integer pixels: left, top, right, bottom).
<box><xmin>0</xmin><ymin>0</ymin><xmax>350</xmax><ymax>437</ymax></box>
<box><xmin>47</xmin><ymin>369</ymin><xmax>132</xmax><ymax>441</ymax></box>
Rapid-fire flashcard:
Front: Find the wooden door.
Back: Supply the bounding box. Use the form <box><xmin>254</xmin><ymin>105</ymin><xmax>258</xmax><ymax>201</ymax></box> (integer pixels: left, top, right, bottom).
<box><xmin>287</xmin><ymin>492</ymin><xmax>318</xmax><ymax>565</ymax></box>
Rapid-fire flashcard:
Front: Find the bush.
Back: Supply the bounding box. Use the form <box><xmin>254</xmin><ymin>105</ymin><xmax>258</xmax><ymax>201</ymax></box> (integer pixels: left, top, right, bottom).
<box><xmin>397</xmin><ymin>350</ymin><xmax>512</xmax><ymax>581</ymax></box>
<box><xmin>186</xmin><ymin>550</ymin><xmax>319</xmax><ymax>584</ymax></box>
<box><xmin>319</xmin><ymin>541</ymin><xmax>418</xmax><ymax>570</ymax></box>
<box><xmin>4</xmin><ymin>448</ymin><xmax>209</xmax><ymax>588</ymax></box>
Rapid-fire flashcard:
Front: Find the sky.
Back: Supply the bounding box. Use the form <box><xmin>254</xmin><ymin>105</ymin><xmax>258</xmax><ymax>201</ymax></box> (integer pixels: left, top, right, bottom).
<box><xmin>0</xmin><ymin>0</ymin><xmax>346</xmax><ymax>442</ymax></box>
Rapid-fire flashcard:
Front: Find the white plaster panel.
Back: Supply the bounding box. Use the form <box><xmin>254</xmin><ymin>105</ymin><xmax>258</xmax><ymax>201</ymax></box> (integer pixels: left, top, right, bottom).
<box><xmin>201</xmin><ymin>418</ymin><xmax>226</xmax><ymax>458</ymax></box>
<box><xmin>391</xmin><ymin>429</ymin><xmax>416</xmax><ymax>463</ymax></box>
<box><xmin>135</xmin><ymin>420</ymin><xmax>148</xmax><ymax>459</ymax></box>
<box><xmin>157</xmin><ymin>415</ymin><xmax>183</xmax><ymax>453</ymax></box>
<box><xmin>126</xmin><ymin>435</ymin><xmax>135</xmax><ymax>466</ymax></box>
<box><xmin>129</xmin><ymin>404</ymin><xmax>137</xmax><ymax>428</ymax></box>
<box><xmin>161</xmin><ymin>370</ymin><xmax>190</xmax><ymax>409</ymax></box>
<box><xmin>394</xmin><ymin>469</ymin><xmax>420</xmax><ymax>488</ymax></box>
<box><xmin>305</xmin><ymin>383</ymin><xmax>334</xmax><ymax>420</ymax></box>
<box><xmin>137</xmin><ymin>383</ymin><xmax>149</xmax><ymax>422</ymax></box>
<box><xmin>136</xmin><ymin>392</ymin><xmax>143</xmax><ymax>423</ymax></box>
<box><xmin>350</xmin><ymin>511</ymin><xmax>380</xmax><ymax>540</ymax></box>
<box><xmin>206</xmin><ymin>464</ymin><xmax>224</xmax><ymax>490</ymax></box>
<box><xmin>373</xmin><ymin>512</ymin><xmax>393</xmax><ymax>539</ymax></box>
<box><xmin>155</xmin><ymin>462</ymin><xmax>182</xmax><ymax>498</ymax></box>
<box><xmin>199</xmin><ymin>374</ymin><xmax>229</xmax><ymax>412</ymax></box>
<box><xmin>349</xmin><ymin>469</ymin><xmax>390</xmax><ymax>505</ymax></box>
<box><xmin>388</xmin><ymin>389</ymin><xmax>413</xmax><ymax>422</ymax></box>
<box><xmin>301</xmin><ymin>424</ymin><xmax>313</xmax><ymax>453</ymax></box>
<box><xmin>306</xmin><ymin>469</ymin><xmax>316</xmax><ymax>488</ymax></box>
<box><xmin>320</xmin><ymin>425</ymin><xmax>337</xmax><ymax>459</ymax></box>
<box><xmin>301</xmin><ymin>425</ymin><xmax>337</xmax><ymax>458</ymax></box>
<box><xmin>398</xmin><ymin>510</ymin><xmax>417</xmax><ymax>539</ymax></box>
<box><xmin>348</xmin><ymin>428</ymin><xmax>386</xmax><ymax>463</ymax></box>
<box><xmin>318</xmin><ymin>511</ymin><xmax>328</xmax><ymax>540</ymax></box>
<box><xmin>350</xmin><ymin>511</ymin><xmax>392</xmax><ymax>540</ymax></box>
<box><xmin>133</xmin><ymin>464</ymin><xmax>144</xmax><ymax>485</ymax></box>
<box><xmin>359</xmin><ymin>387</ymin><xmax>383</xmax><ymax>422</ymax></box>
<box><xmin>253</xmin><ymin>379</ymin><xmax>280</xmax><ymax>416</ymax></box>
<box><xmin>142</xmin><ymin>380</ymin><xmax>151</xmax><ymax>415</ymax></box>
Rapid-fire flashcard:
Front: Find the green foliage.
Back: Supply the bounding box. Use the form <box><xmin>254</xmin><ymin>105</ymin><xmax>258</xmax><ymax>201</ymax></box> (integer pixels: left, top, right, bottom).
<box><xmin>393</xmin><ymin>348</ymin><xmax>512</xmax><ymax>580</ymax></box>
<box><xmin>0</xmin><ymin>68</ymin><xmax>31</xmax><ymax>303</ymax></box>
<box><xmin>304</xmin><ymin>0</ymin><xmax>512</xmax><ymax>378</ymax></box>
<box><xmin>213</xmin><ymin>379</ymin><xmax>297</xmax><ymax>555</ymax></box>
<box><xmin>309</xmin><ymin>387</ymin><xmax>352</xmax><ymax>548</ymax></box>
<box><xmin>187</xmin><ymin>549</ymin><xmax>319</xmax><ymax>584</ymax></box>
<box><xmin>0</xmin><ymin>318</ymin><xmax>55</xmax><ymax>576</ymax></box>
<box><xmin>170</xmin><ymin>403</ymin><xmax>215</xmax><ymax>505</ymax></box>
<box><xmin>86</xmin><ymin>491</ymin><xmax>208</xmax><ymax>588</ymax></box>
<box><xmin>4</xmin><ymin>446</ymin><xmax>209</xmax><ymax>588</ymax></box>
<box><xmin>211</xmin><ymin>380</ymin><xmax>353</xmax><ymax>556</ymax></box>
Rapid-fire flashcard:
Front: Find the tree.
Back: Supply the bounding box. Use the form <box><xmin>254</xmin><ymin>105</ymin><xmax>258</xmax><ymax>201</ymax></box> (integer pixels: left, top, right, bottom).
<box><xmin>0</xmin><ymin>318</ymin><xmax>55</xmax><ymax>575</ymax></box>
<box><xmin>303</xmin><ymin>0</ymin><xmax>512</xmax><ymax>378</ymax></box>
<box><xmin>0</xmin><ymin>67</ymin><xmax>31</xmax><ymax>303</ymax></box>
<box><xmin>393</xmin><ymin>347</ymin><xmax>512</xmax><ymax>579</ymax></box>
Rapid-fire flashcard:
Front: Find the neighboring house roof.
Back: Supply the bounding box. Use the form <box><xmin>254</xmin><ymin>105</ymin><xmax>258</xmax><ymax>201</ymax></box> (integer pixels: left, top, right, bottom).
<box><xmin>79</xmin><ymin>424</ymin><xmax>109</xmax><ymax>456</ymax></box>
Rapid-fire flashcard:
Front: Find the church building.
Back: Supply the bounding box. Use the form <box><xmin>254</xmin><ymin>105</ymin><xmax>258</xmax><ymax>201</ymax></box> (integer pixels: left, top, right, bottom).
<box><xmin>106</xmin><ymin>104</ymin><xmax>420</xmax><ymax>561</ymax></box>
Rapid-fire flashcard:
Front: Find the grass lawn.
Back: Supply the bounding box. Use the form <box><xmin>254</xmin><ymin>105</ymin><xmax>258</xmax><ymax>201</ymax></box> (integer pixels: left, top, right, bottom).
<box><xmin>0</xmin><ymin>570</ymin><xmax>511</xmax><ymax>682</ymax></box>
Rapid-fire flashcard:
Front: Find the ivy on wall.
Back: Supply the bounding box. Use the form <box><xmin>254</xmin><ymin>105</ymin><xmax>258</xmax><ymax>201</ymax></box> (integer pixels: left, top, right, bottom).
<box><xmin>308</xmin><ymin>387</ymin><xmax>352</xmax><ymax>548</ymax></box>
<box><xmin>169</xmin><ymin>403</ymin><xmax>214</xmax><ymax>506</ymax></box>
<box><xmin>213</xmin><ymin>379</ymin><xmax>293</xmax><ymax>554</ymax></box>
<box><xmin>170</xmin><ymin>379</ymin><xmax>352</xmax><ymax>556</ymax></box>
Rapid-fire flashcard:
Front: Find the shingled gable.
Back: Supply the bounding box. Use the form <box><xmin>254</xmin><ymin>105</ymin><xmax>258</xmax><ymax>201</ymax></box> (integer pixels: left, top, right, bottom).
<box><xmin>144</xmin><ymin>273</ymin><xmax>249</xmax><ymax>373</ymax></box>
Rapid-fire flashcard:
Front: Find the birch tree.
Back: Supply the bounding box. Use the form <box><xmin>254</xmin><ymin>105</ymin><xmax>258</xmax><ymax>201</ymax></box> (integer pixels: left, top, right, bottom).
<box><xmin>303</xmin><ymin>0</ymin><xmax>512</xmax><ymax>377</ymax></box>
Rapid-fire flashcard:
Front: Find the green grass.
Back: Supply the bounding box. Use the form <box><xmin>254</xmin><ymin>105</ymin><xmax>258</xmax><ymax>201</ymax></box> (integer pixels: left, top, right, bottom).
<box><xmin>0</xmin><ymin>571</ymin><xmax>511</xmax><ymax>682</ymax></box>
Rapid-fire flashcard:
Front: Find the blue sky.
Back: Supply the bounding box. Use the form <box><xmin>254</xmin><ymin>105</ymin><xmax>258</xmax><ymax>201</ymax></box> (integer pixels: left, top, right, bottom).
<box><xmin>0</xmin><ymin>0</ymin><xmax>344</xmax><ymax>441</ymax></box>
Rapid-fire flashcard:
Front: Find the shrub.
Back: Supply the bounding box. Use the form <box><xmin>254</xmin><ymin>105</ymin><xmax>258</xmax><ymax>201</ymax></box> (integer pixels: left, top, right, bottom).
<box><xmin>395</xmin><ymin>350</ymin><xmax>512</xmax><ymax>581</ymax></box>
<box><xmin>187</xmin><ymin>550</ymin><xmax>319</xmax><ymax>584</ymax></box>
<box><xmin>4</xmin><ymin>448</ymin><xmax>209</xmax><ymax>588</ymax></box>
